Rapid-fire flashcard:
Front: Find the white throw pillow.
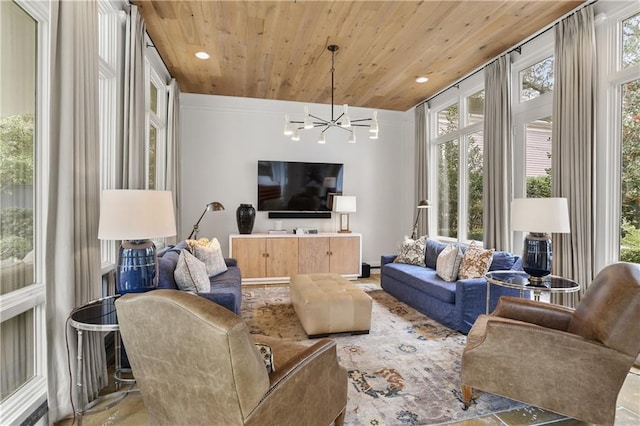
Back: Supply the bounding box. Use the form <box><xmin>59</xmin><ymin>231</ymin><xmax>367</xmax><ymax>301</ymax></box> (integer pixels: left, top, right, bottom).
<box><xmin>436</xmin><ymin>243</ymin><xmax>463</xmax><ymax>282</ymax></box>
<box><xmin>193</xmin><ymin>242</ymin><xmax>228</xmax><ymax>277</ymax></box>
<box><xmin>174</xmin><ymin>250</ymin><xmax>210</xmax><ymax>293</ymax></box>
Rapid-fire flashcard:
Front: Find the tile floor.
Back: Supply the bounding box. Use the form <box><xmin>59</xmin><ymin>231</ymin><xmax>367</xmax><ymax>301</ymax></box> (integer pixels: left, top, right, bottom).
<box><xmin>54</xmin><ymin>274</ymin><xmax>640</xmax><ymax>426</ymax></box>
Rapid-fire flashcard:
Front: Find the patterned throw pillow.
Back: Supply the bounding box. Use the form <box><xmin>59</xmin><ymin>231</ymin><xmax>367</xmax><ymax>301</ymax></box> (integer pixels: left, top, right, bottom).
<box><xmin>254</xmin><ymin>343</ymin><xmax>275</xmax><ymax>373</ymax></box>
<box><xmin>435</xmin><ymin>243</ymin><xmax>464</xmax><ymax>282</ymax></box>
<box><xmin>174</xmin><ymin>250</ymin><xmax>210</xmax><ymax>293</ymax></box>
<box><xmin>458</xmin><ymin>242</ymin><xmax>495</xmax><ymax>279</ymax></box>
<box><xmin>193</xmin><ymin>240</ymin><xmax>228</xmax><ymax>277</ymax></box>
<box><xmin>394</xmin><ymin>236</ymin><xmax>427</xmax><ymax>266</ymax></box>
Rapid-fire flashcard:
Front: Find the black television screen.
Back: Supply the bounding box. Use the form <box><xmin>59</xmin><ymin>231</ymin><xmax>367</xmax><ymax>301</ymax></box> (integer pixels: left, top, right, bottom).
<box><xmin>257</xmin><ymin>160</ymin><xmax>344</xmax><ymax>211</ymax></box>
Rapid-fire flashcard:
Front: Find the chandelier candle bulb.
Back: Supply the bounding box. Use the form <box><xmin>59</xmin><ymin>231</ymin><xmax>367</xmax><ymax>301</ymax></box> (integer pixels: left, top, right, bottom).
<box><xmin>303</xmin><ymin>106</ymin><xmax>313</xmax><ymax>129</ymax></box>
<box><xmin>318</xmin><ymin>133</ymin><xmax>326</xmax><ymax>144</ymax></box>
<box><xmin>341</xmin><ymin>104</ymin><xmax>351</xmax><ymax>127</ymax></box>
<box><xmin>283</xmin><ymin>114</ymin><xmax>293</xmax><ymax>136</ymax></box>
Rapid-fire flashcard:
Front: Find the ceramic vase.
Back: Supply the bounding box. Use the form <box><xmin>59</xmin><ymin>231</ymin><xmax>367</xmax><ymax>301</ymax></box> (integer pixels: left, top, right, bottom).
<box><xmin>236</xmin><ymin>204</ymin><xmax>256</xmax><ymax>234</ymax></box>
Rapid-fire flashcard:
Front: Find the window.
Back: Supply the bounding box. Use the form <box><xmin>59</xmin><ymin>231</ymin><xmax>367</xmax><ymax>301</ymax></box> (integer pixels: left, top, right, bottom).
<box><xmin>0</xmin><ymin>1</ymin><xmax>47</xmax><ymax>424</ymax></box>
<box><xmin>146</xmin><ymin>65</ymin><xmax>167</xmax><ymax>191</ymax></box>
<box><xmin>622</xmin><ymin>13</ymin><xmax>639</xmax><ymax>68</ymax></box>
<box><xmin>429</xmin><ymin>77</ymin><xmax>485</xmax><ymax>243</ymax></box>
<box><xmin>519</xmin><ymin>56</ymin><xmax>554</xmax><ymax>102</ymax></box>
<box><xmin>620</xmin><ymin>78</ymin><xmax>640</xmax><ymax>263</ymax></box>
<box><xmin>525</xmin><ymin>116</ymin><xmax>552</xmax><ymax>198</ymax></box>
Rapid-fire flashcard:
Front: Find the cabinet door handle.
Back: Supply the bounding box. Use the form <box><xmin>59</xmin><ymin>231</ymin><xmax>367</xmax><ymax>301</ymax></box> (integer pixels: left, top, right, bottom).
<box><xmin>265</xmin><ymin>253</ymin><xmax>270</xmax><ymax>258</ymax></box>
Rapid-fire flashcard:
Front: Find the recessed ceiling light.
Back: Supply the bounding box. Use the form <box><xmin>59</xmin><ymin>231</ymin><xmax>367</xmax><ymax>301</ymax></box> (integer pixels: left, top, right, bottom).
<box><xmin>195</xmin><ymin>51</ymin><xmax>210</xmax><ymax>60</ymax></box>
<box><xmin>416</xmin><ymin>76</ymin><xmax>429</xmax><ymax>83</ymax></box>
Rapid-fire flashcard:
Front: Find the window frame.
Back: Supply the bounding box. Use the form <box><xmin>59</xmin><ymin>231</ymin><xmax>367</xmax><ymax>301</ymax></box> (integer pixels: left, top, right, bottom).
<box><xmin>594</xmin><ymin>1</ymin><xmax>640</xmax><ymax>272</ymax></box>
<box><xmin>0</xmin><ymin>0</ymin><xmax>49</xmax><ymax>424</ymax></box>
<box><xmin>428</xmin><ymin>73</ymin><xmax>484</xmax><ymax>244</ymax></box>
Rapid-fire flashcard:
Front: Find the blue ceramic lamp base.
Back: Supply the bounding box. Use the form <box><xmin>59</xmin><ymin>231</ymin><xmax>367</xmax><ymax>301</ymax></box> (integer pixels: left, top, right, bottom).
<box><xmin>116</xmin><ymin>239</ymin><xmax>158</xmax><ymax>294</ymax></box>
<box><xmin>522</xmin><ymin>232</ymin><xmax>553</xmax><ymax>282</ymax></box>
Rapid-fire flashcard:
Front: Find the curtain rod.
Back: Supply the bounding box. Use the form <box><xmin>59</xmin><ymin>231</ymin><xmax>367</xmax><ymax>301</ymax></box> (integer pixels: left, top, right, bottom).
<box><xmin>414</xmin><ymin>0</ymin><xmax>598</xmax><ymax>110</ymax></box>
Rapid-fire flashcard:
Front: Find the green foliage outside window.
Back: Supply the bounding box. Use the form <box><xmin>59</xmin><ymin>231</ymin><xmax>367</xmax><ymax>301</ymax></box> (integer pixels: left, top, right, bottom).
<box><xmin>0</xmin><ymin>115</ymin><xmax>34</xmax><ymax>260</ymax></box>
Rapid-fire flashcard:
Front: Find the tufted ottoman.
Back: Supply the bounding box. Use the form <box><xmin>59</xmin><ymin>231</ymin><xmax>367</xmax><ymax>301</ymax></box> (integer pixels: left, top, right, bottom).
<box><xmin>290</xmin><ymin>273</ymin><xmax>372</xmax><ymax>338</ymax></box>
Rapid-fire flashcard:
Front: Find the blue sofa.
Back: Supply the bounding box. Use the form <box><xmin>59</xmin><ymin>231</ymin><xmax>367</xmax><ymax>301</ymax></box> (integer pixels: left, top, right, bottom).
<box><xmin>156</xmin><ymin>241</ymin><xmax>242</xmax><ymax>314</ymax></box>
<box><xmin>381</xmin><ymin>240</ymin><xmax>522</xmax><ymax>334</ymax></box>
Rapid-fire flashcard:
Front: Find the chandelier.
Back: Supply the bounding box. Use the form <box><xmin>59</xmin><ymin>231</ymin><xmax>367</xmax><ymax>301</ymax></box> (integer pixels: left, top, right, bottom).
<box><xmin>283</xmin><ymin>45</ymin><xmax>379</xmax><ymax>144</ymax></box>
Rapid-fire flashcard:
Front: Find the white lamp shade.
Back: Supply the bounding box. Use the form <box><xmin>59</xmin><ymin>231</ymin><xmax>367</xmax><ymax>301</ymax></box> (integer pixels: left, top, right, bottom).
<box><xmin>333</xmin><ymin>195</ymin><xmax>357</xmax><ymax>213</ymax></box>
<box><xmin>98</xmin><ymin>190</ymin><xmax>177</xmax><ymax>240</ymax></box>
<box><xmin>511</xmin><ymin>197</ymin><xmax>570</xmax><ymax>233</ymax></box>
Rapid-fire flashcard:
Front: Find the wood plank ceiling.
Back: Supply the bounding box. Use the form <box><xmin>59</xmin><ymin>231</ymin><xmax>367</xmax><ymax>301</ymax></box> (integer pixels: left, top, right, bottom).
<box><xmin>135</xmin><ymin>0</ymin><xmax>583</xmax><ymax>111</ymax></box>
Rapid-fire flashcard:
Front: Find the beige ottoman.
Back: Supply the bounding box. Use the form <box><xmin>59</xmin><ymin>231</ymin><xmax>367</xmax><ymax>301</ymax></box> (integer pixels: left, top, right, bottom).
<box><xmin>290</xmin><ymin>273</ymin><xmax>372</xmax><ymax>338</ymax></box>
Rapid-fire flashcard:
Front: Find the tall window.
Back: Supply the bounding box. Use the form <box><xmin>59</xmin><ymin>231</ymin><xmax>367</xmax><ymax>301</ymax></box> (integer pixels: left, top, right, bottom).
<box><xmin>620</xmin><ymin>12</ymin><xmax>640</xmax><ymax>263</ymax></box>
<box><xmin>0</xmin><ymin>1</ymin><xmax>47</xmax><ymax>424</ymax></box>
<box><xmin>512</xmin><ymin>32</ymin><xmax>554</xmax><ymax>205</ymax></box>
<box><xmin>430</xmin><ymin>78</ymin><xmax>485</xmax><ymax>243</ymax></box>
<box><xmin>146</xmin><ymin>67</ymin><xmax>166</xmax><ymax>190</ymax></box>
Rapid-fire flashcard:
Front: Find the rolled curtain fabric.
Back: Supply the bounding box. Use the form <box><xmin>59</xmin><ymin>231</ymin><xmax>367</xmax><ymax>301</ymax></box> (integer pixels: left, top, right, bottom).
<box><xmin>47</xmin><ymin>0</ymin><xmax>107</xmax><ymax>421</ymax></box>
<box><xmin>551</xmin><ymin>4</ymin><xmax>596</xmax><ymax>300</ymax></box>
<box><xmin>483</xmin><ymin>55</ymin><xmax>513</xmax><ymax>252</ymax></box>
<box><xmin>414</xmin><ymin>103</ymin><xmax>429</xmax><ymax>238</ymax></box>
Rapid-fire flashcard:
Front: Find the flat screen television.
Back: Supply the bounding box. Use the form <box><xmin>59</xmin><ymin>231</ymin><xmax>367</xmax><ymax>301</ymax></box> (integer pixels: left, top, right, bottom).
<box><xmin>257</xmin><ymin>160</ymin><xmax>344</xmax><ymax>211</ymax></box>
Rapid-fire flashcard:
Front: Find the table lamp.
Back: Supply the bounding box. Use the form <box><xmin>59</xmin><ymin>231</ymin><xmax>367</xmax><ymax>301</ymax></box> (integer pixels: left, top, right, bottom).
<box><xmin>333</xmin><ymin>195</ymin><xmax>356</xmax><ymax>233</ymax></box>
<box><xmin>411</xmin><ymin>199</ymin><xmax>431</xmax><ymax>239</ymax></box>
<box><xmin>188</xmin><ymin>201</ymin><xmax>225</xmax><ymax>240</ymax></box>
<box><xmin>511</xmin><ymin>197</ymin><xmax>570</xmax><ymax>281</ymax></box>
<box><xmin>98</xmin><ymin>190</ymin><xmax>176</xmax><ymax>294</ymax></box>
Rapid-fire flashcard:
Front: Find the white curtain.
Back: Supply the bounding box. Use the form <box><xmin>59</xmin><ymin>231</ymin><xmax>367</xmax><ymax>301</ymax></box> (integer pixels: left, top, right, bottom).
<box><xmin>166</xmin><ymin>79</ymin><xmax>181</xmax><ymax>242</ymax></box>
<box><xmin>415</xmin><ymin>103</ymin><xmax>429</xmax><ymax>237</ymax></box>
<box><xmin>47</xmin><ymin>0</ymin><xmax>107</xmax><ymax>421</ymax></box>
<box><xmin>483</xmin><ymin>56</ymin><xmax>513</xmax><ymax>251</ymax></box>
<box><xmin>120</xmin><ymin>4</ymin><xmax>146</xmax><ymax>189</ymax></box>
<box><xmin>552</xmin><ymin>5</ymin><xmax>596</xmax><ymax>296</ymax></box>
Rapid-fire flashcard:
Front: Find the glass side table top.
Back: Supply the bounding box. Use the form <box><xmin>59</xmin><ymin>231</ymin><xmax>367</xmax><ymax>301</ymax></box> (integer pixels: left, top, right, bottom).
<box><xmin>485</xmin><ymin>271</ymin><xmax>580</xmax><ymax>293</ymax></box>
<box><xmin>69</xmin><ymin>295</ymin><xmax>120</xmax><ymax>332</ymax></box>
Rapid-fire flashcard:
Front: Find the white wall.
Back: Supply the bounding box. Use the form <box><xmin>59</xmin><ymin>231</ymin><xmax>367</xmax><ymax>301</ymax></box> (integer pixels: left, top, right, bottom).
<box><xmin>180</xmin><ymin>94</ymin><xmax>415</xmax><ymax>266</ymax></box>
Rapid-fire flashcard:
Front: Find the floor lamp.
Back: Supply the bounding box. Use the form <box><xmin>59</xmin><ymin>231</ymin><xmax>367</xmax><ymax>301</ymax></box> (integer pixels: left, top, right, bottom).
<box><xmin>411</xmin><ymin>199</ymin><xmax>430</xmax><ymax>239</ymax></box>
<box><xmin>188</xmin><ymin>201</ymin><xmax>225</xmax><ymax>240</ymax></box>
<box><xmin>98</xmin><ymin>190</ymin><xmax>177</xmax><ymax>294</ymax></box>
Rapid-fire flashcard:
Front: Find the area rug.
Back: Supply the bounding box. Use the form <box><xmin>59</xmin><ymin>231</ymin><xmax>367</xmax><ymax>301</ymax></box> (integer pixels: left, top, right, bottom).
<box><xmin>241</xmin><ymin>284</ymin><xmax>525</xmax><ymax>425</ymax></box>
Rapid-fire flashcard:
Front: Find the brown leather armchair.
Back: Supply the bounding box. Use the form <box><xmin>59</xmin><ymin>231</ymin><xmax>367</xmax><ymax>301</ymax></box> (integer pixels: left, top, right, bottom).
<box><xmin>115</xmin><ymin>290</ymin><xmax>348</xmax><ymax>425</ymax></box>
<box><xmin>461</xmin><ymin>262</ymin><xmax>640</xmax><ymax>425</ymax></box>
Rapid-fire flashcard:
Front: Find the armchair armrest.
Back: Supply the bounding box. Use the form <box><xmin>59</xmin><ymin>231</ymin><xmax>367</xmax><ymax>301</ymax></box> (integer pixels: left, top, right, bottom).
<box><xmin>492</xmin><ymin>296</ymin><xmax>574</xmax><ymax>331</ymax></box>
<box><xmin>246</xmin><ymin>338</ymin><xmax>347</xmax><ymax>425</ymax></box>
<box><xmin>224</xmin><ymin>257</ymin><xmax>238</xmax><ymax>267</ymax></box>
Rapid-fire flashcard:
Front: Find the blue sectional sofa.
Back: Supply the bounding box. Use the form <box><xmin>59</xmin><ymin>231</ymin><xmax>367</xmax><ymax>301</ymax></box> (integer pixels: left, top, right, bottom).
<box><xmin>156</xmin><ymin>241</ymin><xmax>242</xmax><ymax>314</ymax></box>
<box><xmin>381</xmin><ymin>240</ymin><xmax>522</xmax><ymax>334</ymax></box>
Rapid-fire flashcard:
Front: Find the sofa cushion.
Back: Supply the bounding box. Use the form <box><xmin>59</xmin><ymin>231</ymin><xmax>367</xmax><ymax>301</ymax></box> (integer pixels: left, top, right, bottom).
<box><xmin>436</xmin><ymin>244</ymin><xmax>464</xmax><ymax>282</ymax></box>
<box><xmin>425</xmin><ymin>239</ymin><xmax>447</xmax><ymax>269</ymax></box>
<box><xmin>174</xmin><ymin>250</ymin><xmax>210</xmax><ymax>293</ymax></box>
<box><xmin>394</xmin><ymin>236</ymin><xmax>427</xmax><ymax>267</ymax></box>
<box><xmin>383</xmin><ymin>263</ymin><xmax>456</xmax><ymax>304</ymax></box>
<box><xmin>458</xmin><ymin>242</ymin><xmax>494</xmax><ymax>279</ymax></box>
<box><xmin>488</xmin><ymin>251</ymin><xmax>517</xmax><ymax>271</ymax></box>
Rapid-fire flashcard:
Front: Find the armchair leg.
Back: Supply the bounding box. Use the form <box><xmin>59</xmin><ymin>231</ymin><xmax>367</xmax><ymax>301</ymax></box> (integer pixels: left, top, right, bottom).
<box><xmin>334</xmin><ymin>408</ymin><xmax>346</xmax><ymax>426</ymax></box>
<box><xmin>461</xmin><ymin>385</ymin><xmax>473</xmax><ymax>410</ymax></box>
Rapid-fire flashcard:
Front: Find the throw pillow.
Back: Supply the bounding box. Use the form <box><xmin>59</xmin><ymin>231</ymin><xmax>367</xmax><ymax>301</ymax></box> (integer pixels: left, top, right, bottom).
<box><xmin>458</xmin><ymin>242</ymin><xmax>495</xmax><ymax>279</ymax></box>
<box><xmin>174</xmin><ymin>250</ymin><xmax>210</xmax><ymax>293</ymax></box>
<box><xmin>425</xmin><ymin>239</ymin><xmax>447</xmax><ymax>269</ymax></box>
<box><xmin>254</xmin><ymin>343</ymin><xmax>275</xmax><ymax>373</ymax></box>
<box><xmin>435</xmin><ymin>243</ymin><xmax>464</xmax><ymax>282</ymax></box>
<box><xmin>192</xmin><ymin>243</ymin><xmax>228</xmax><ymax>277</ymax></box>
<box><xmin>186</xmin><ymin>237</ymin><xmax>210</xmax><ymax>251</ymax></box>
<box><xmin>393</xmin><ymin>236</ymin><xmax>427</xmax><ymax>266</ymax></box>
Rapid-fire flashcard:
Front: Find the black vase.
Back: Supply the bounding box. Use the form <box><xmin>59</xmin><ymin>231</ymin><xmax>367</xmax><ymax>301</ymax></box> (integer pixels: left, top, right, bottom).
<box><xmin>236</xmin><ymin>204</ymin><xmax>256</xmax><ymax>234</ymax></box>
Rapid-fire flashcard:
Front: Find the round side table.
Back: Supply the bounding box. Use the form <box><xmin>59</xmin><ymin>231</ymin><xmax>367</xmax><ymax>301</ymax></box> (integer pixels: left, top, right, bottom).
<box><xmin>69</xmin><ymin>295</ymin><xmax>136</xmax><ymax>425</ymax></box>
<box><xmin>484</xmin><ymin>271</ymin><xmax>580</xmax><ymax>314</ymax></box>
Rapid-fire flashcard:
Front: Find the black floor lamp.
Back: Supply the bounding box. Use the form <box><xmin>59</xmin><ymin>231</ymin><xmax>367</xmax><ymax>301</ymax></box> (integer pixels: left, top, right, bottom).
<box><xmin>411</xmin><ymin>199</ymin><xmax>431</xmax><ymax>239</ymax></box>
<box><xmin>188</xmin><ymin>201</ymin><xmax>225</xmax><ymax>240</ymax></box>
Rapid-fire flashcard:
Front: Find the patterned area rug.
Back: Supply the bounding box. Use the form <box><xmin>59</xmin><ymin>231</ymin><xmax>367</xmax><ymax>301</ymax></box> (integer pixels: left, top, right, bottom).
<box><xmin>241</xmin><ymin>284</ymin><xmax>525</xmax><ymax>425</ymax></box>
